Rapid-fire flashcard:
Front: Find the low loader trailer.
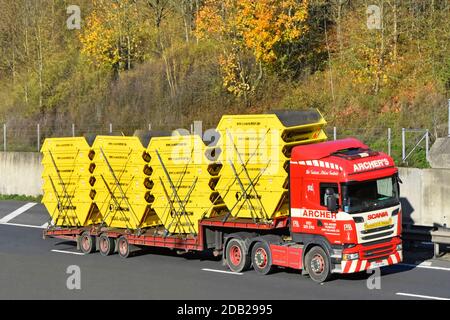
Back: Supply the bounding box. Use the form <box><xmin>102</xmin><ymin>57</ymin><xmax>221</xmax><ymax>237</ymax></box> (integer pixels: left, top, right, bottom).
<box><xmin>44</xmin><ymin>137</ymin><xmax>402</xmax><ymax>283</ymax></box>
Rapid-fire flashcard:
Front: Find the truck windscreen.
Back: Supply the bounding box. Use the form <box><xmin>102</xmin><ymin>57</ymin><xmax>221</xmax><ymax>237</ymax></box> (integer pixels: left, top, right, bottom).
<box><xmin>341</xmin><ymin>176</ymin><xmax>399</xmax><ymax>214</ymax></box>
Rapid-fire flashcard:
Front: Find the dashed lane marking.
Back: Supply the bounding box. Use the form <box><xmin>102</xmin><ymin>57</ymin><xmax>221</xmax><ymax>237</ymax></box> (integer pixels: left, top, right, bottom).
<box><xmin>51</xmin><ymin>250</ymin><xmax>85</xmax><ymax>256</ymax></box>
<box><xmin>202</xmin><ymin>268</ymin><xmax>243</xmax><ymax>275</ymax></box>
<box><xmin>0</xmin><ymin>222</ymin><xmax>46</xmax><ymax>229</ymax></box>
<box><xmin>0</xmin><ymin>203</ymin><xmax>37</xmax><ymax>223</ymax></box>
<box><xmin>399</xmin><ymin>263</ymin><xmax>450</xmax><ymax>272</ymax></box>
<box><xmin>396</xmin><ymin>292</ymin><xmax>450</xmax><ymax>300</ymax></box>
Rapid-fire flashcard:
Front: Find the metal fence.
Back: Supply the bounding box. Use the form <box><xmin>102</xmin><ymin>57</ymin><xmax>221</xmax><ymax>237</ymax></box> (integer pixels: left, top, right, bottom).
<box><xmin>0</xmin><ymin>122</ymin><xmax>434</xmax><ymax>168</ymax></box>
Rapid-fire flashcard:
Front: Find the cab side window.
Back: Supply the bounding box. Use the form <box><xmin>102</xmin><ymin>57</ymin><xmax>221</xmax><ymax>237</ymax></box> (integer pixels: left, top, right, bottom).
<box><xmin>320</xmin><ymin>183</ymin><xmax>339</xmax><ymax>207</ymax></box>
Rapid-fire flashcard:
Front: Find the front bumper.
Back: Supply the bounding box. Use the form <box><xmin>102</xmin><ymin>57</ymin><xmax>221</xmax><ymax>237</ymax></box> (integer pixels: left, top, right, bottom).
<box><xmin>334</xmin><ymin>237</ymin><xmax>402</xmax><ymax>274</ymax></box>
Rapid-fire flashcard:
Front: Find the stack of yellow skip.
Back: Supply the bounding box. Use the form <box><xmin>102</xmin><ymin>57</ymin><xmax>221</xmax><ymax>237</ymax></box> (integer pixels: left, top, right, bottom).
<box><xmin>210</xmin><ymin>109</ymin><xmax>327</xmax><ymax>220</ymax></box>
<box><xmin>90</xmin><ymin>136</ymin><xmax>161</xmax><ymax>230</ymax></box>
<box><xmin>147</xmin><ymin>134</ymin><xmax>218</xmax><ymax>234</ymax></box>
<box><xmin>41</xmin><ymin>137</ymin><xmax>101</xmax><ymax>227</ymax></box>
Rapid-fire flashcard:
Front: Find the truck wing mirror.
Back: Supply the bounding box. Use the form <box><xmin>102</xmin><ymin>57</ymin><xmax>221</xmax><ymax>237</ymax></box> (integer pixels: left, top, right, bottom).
<box><xmin>325</xmin><ymin>188</ymin><xmax>338</xmax><ymax>213</ymax></box>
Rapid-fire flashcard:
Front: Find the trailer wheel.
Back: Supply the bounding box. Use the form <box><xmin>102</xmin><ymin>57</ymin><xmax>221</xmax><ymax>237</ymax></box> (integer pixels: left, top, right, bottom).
<box><xmin>79</xmin><ymin>232</ymin><xmax>96</xmax><ymax>254</ymax></box>
<box><xmin>225</xmin><ymin>238</ymin><xmax>251</xmax><ymax>273</ymax></box>
<box><xmin>251</xmin><ymin>242</ymin><xmax>273</xmax><ymax>275</ymax></box>
<box><xmin>118</xmin><ymin>236</ymin><xmax>130</xmax><ymax>258</ymax></box>
<box><xmin>99</xmin><ymin>234</ymin><xmax>115</xmax><ymax>256</ymax></box>
<box><xmin>305</xmin><ymin>246</ymin><xmax>332</xmax><ymax>283</ymax></box>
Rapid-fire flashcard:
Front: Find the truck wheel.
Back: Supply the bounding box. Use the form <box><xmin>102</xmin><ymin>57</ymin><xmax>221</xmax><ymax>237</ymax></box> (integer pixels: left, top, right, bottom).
<box><xmin>79</xmin><ymin>232</ymin><xmax>96</xmax><ymax>254</ymax></box>
<box><xmin>225</xmin><ymin>238</ymin><xmax>251</xmax><ymax>273</ymax></box>
<box><xmin>251</xmin><ymin>242</ymin><xmax>273</xmax><ymax>275</ymax></box>
<box><xmin>305</xmin><ymin>246</ymin><xmax>332</xmax><ymax>283</ymax></box>
<box><xmin>118</xmin><ymin>236</ymin><xmax>130</xmax><ymax>258</ymax></box>
<box><xmin>99</xmin><ymin>234</ymin><xmax>115</xmax><ymax>256</ymax></box>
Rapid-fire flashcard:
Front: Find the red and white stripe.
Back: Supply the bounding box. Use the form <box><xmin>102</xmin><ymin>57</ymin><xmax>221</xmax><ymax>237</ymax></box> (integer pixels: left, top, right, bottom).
<box><xmin>291</xmin><ymin>160</ymin><xmax>343</xmax><ymax>171</ymax></box>
<box><xmin>340</xmin><ymin>251</ymin><xmax>402</xmax><ymax>274</ymax></box>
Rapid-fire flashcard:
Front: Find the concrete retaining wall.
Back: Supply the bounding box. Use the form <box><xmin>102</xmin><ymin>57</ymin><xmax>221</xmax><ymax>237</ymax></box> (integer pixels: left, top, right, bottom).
<box><xmin>399</xmin><ymin>167</ymin><xmax>450</xmax><ymax>228</ymax></box>
<box><xmin>0</xmin><ymin>152</ymin><xmax>43</xmax><ymax>197</ymax></box>
<box><xmin>0</xmin><ymin>152</ymin><xmax>449</xmax><ymax>227</ymax></box>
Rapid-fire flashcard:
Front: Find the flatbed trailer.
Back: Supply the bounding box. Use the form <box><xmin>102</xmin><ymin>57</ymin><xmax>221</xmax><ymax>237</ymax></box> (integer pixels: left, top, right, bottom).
<box><xmin>43</xmin><ymin>211</ymin><xmax>401</xmax><ymax>282</ymax></box>
<box><xmin>43</xmin><ymin>215</ymin><xmax>291</xmax><ymax>260</ymax></box>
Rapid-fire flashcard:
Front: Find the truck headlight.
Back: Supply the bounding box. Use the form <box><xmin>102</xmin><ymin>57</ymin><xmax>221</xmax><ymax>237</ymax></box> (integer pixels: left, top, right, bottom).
<box><xmin>396</xmin><ymin>244</ymin><xmax>402</xmax><ymax>251</ymax></box>
<box><xmin>343</xmin><ymin>253</ymin><xmax>359</xmax><ymax>261</ymax></box>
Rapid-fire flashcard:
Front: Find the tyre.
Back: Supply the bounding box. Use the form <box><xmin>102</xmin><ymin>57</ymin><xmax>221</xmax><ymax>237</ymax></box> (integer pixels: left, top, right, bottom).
<box><xmin>305</xmin><ymin>246</ymin><xmax>332</xmax><ymax>283</ymax></box>
<box><xmin>117</xmin><ymin>236</ymin><xmax>131</xmax><ymax>258</ymax></box>
<box><xmin>251</xmin><ymin>242</ymin><xmax>273</xmax><ymax>275</ymax></box>
<box><xmin>99</xmin><ymin>234</ymin><xmax>115</xmax><ymax>256</ymax></box>
<box><xmin>225</xmin><ymin>238</ymin><xmax>251</xmax><ymax>273</ymax></box>
<box><xmin>79</xmin><ymin>232</ymin><xmax>96</xmax><ymax>254</ymax></box>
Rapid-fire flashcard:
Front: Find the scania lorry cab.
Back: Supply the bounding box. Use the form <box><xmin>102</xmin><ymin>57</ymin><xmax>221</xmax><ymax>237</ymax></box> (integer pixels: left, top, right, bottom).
<box><xmin>288</xmin><ymin>138</ymin><xmax>402</xmax><ymax>281</ymax></box>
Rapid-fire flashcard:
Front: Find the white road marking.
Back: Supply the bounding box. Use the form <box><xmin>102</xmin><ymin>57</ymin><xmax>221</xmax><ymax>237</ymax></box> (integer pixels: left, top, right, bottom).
<box><xmin>202</xmin><ymin>268</ymin><xmax>243</xmax><ymax>275</ymax></box>
<box><xmin>0</xmin><ymin>222</ymin><xmax>46</xmax><ymax>229</ymax></box>
<box><xmin>41</xmin><ymin>222</ymin><xmax>49</xmax><ymax>228</ymax></box>
<box><xmin>0</xmin><ymin>202</ymin><xmax>37</xmax><ymax>223</ymax></box>
<box><xmin>399</xmin><ymin>263</ymin><xmax>450</xmax><ymax>272</ymax></box>
<box><xmin>415</xmin><ymin>261</ymin><xmax>431</xmax><ymax>266</ymax></box>
<box><xmin>396</xmin><ymin>292</ymin><xmax>450</xmax><ymax>300</ymax></box>
<box><xmin>51</xmin><ymin>249</ymin><xmax>85</xmax><ymax>256</ymax></box>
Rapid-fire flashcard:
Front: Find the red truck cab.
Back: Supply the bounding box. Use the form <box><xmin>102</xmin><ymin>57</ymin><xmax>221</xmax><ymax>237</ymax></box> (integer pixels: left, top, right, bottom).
<box><xmin>287</xmin><ymin>138</ymin><xmax>402</xmax><ymax>281</ymax></box>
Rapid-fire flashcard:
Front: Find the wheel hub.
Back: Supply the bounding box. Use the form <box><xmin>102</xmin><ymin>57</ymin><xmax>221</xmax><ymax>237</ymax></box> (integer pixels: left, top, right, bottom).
<box><xmin>254</xmin><ymin>248</ymin><xmax>268</xmax><ymax>268</ymax></box>
<box><xmin>82</xmin><ymin>236</ymin><xmax>90</xmax><ymax>251</ymax></box>
<box><xmin>311</xmin><ymin>254</ymin><xmax>325</xmax><ymax>274</ymax></box>
<box><xmin>100</xmin><ymin>238</ymin><xmax>108</xmax><ymax>252</ymax></box>
<box><xmin>229</xmin><ymin>245</ymin><xmax>241</xmax><ymax>266</ymax></box>
<box><xmin>119</xmin><ymin>240</ymin><xmax>127</xmax><ymax>255</ymax></box>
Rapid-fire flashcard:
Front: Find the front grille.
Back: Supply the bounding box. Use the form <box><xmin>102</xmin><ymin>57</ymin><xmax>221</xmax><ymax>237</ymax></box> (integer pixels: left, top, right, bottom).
<box><xmin>361</xmin><ymin>237</ymin><xmax>393</xmax><ymax>247</ymax></box>
<box><xmin>363</xmin><ymin>245</ymin><xmax>393</xmax><ymax>259</ymax></box>
<box><xmin>361</xmin><ymin>224</ymin><xmax>394</xmax><ymax>235</ymax></box>
<box><xmin>368</xmin><ymin>255</ymin><xmax>389</xmax><ymax>263</ymax></box>
<box><xmin>361</xmin><ymin>231</ymin><xmax>394</xmax><ymax>241</ymax></box>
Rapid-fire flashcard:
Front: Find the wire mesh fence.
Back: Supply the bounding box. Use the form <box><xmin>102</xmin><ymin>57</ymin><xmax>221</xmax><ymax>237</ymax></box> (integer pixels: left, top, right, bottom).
<box><xmin>1</xmin><ymin>122</ymin><xmax>434</xmax><ymax>168</ymax></box>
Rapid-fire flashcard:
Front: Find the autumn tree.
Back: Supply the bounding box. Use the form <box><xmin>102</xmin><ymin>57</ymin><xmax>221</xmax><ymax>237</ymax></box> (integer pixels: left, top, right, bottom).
<box><xmin>80</xmin><ymin>0</ymin><xmax>149</xmax><ymax>74</ymax></box>
<box><xmin>195</xmin><ymin>0</ymin><xmax>310</xmax><ymax>104</ymax></box>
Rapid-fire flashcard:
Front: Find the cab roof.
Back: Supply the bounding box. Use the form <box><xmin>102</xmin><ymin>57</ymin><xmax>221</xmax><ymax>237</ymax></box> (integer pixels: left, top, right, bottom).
<box><xmin>291</xmin><ymin>138</ymin><xmax>368</xmax><ymax>161</ymax></box>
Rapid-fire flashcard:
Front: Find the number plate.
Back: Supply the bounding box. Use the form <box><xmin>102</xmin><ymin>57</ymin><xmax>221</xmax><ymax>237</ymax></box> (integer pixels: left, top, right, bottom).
<box><xmin>370</xmin><ymin>260</ymin><xmax>388</xmax><ymax>268</ymax></box>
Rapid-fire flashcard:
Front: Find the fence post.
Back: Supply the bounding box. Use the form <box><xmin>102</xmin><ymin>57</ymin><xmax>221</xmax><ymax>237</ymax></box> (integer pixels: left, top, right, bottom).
<box><xmin>401</xmin><ymin>128</ymin><xmax>406</xmax><ymax>161</ymax></box>
<box><xmin>37</xmin><ymin>123</ymin><xmax>40</xmax><ymax>152</ymax></box>
<box><xmin>3</xmin><ymin>124</ymin><xmax>5</xmax><ymax>152</ymax></box>
<box><xmin>448</xmin><ymin>99</ymin><xmax>450</xmax><ymax>137</ymax></box>
<box><xmin>72</xmin><ymin>123</ymin><xmax>75</xmax><ymax>137</ymax></box>
<box><xmin>109</xmin><ymin>123</ymin><xmax>112</xmax><ymax>134</ymax></box>
<box><xmin>333</xmin><ymin>127</ymin><xmax>337</xmax><ymax>141</ymax></box>
<box><xmin>388</xmin><ymin>128</ymin><xmax>391</xmax><ymax>156</ymax></box>
<box><xmin>425</xmin><ymin>129</ymin><xmax>430</xmax><ymax>162</ymax></box>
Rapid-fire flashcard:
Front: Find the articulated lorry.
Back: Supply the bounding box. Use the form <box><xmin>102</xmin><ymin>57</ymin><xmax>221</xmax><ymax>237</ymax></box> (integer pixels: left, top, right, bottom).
<box><xmin>41</xmin><ymin>110</ymin><xmax>402</xmax><ymax>283</ymax></box>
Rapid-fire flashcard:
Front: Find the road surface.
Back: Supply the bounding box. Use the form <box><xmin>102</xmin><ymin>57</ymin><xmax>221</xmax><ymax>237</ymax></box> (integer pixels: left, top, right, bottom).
<box><xmin>0</xmin><ymin>200</ymin><xmax>449</xmax><ymax>300</ymax></box>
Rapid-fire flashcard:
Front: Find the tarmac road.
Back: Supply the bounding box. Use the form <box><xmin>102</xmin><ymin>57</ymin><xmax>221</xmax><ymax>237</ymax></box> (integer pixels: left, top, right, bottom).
<box><xmin>0</xmin><ymin>200</ymin><xmax>450</xmax><ymax>300</ymax></box>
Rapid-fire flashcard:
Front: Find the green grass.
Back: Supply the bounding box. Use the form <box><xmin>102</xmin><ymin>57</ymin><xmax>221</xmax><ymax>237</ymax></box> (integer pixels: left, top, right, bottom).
<box><xmin>0</xmin><ymin>194</ymin><xmax>42</xmax><ymax>202</ymax></box>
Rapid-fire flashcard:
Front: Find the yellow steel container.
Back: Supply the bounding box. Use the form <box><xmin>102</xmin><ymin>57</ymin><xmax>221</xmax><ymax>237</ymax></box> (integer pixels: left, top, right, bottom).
<box><xmin>147</xmin><ymin>135</ymin><xmax>217</xmax><ymax>234</ymax></box>
<box><xmin>210</xmin><ymin>109</ymin><xmax>327</xmax><ymax>220</ymax></box>
<box><xmin>41</xmin><ymin>137</ymin><xmax>101</xmax><ymax>227</ymax></box>
<box><xmin>90</xmin><ymin>136</ymin><xmax>161</xmax><ymax>230</ymax></box>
